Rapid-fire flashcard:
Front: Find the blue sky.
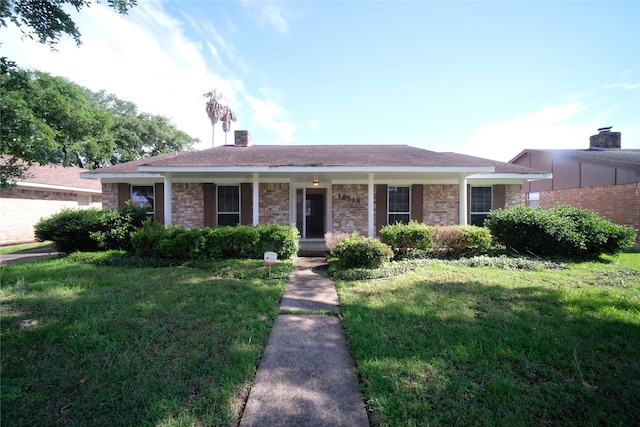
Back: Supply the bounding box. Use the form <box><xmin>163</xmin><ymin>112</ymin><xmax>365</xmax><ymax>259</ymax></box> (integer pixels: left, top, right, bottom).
<box><xmin>2</xmin><ymin>1</ymin><xmax>639</xmax><ymax>161</ymax></box>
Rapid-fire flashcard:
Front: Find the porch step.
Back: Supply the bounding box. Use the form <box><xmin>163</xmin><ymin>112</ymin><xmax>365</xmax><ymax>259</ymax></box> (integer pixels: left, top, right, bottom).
<box><xmin>298</xmin><ymin>240</ymin><xmax>330</xmax><ymax>257</ymax></box>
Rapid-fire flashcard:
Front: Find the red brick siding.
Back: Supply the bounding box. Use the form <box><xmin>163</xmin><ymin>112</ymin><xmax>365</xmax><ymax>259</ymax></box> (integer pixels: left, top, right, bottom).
<box><xmin>423</xmin><ymin>184</ymin><xmax>459</xmax><ymax>225</ymax></box>
<box><xmin>539</xmin><ymin>182</ymin><xmax>640</xmax><ymax>242</ymax></box>
<box><xmin>332</xmin><ymin>184</ymin><xmax>369</xmax><ymax>235</ymax></box>
<box><xmin>172</xmin><ymin>183</ymin><xmax>205</xmax><ymax>228</ymax></box>
<box><xmin>259</xmin><ymin>183</ymin><xmax>290</xmax><ymax>224</ymax></box>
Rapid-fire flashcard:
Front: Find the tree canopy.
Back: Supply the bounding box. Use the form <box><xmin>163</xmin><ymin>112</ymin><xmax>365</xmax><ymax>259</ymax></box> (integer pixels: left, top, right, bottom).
<box><xmin>0</xmin><ymin>61</ymin><xmax>197</xmax><ymax>187</ymax></box>
<box><xmin>0</xmin><ymin>0</ymin><xmax>136</xmax><ymax>48</ymax></box>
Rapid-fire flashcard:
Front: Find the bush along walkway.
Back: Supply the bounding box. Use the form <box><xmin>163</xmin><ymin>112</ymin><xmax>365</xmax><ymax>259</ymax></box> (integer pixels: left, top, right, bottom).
<box><xmin>240</xmin><ymin>257</ymin><xmax>370</xmax><ymax>427</ymax></box>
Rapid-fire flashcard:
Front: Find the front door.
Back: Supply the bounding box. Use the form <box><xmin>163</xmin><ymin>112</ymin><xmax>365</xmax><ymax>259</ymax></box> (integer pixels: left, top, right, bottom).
<box><xmin>296</xmin><ymin>188</ymin><xmax>326</xmax><ymax>239</ymax></box>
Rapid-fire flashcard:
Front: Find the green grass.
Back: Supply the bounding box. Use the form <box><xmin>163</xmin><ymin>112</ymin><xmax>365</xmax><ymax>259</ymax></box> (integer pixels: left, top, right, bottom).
<box><xmin>1</xmin><ymin>255</ymin><xmax>294</xmax><ymax>426</ymax></box>
<box><xmin>336</xmin><ymin>251</ymin><xmax>640</xmax><ymax>426</ymax></box>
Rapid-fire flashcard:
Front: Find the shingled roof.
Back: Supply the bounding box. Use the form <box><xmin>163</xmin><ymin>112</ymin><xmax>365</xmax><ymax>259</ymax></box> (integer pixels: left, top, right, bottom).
<box><xmin>515</xmin><ymin>149</ymin><xmax>640</xmax><ymax>167</ymax></box>
<box><xmin>82</xmin><ymin>145</ymin><xmax>545</xmax><ymax>175</ymax></box>
<box><xmin>1</xmin><ymin>157</ymin><xmax>101</xmax><ymax>191</ymax></box>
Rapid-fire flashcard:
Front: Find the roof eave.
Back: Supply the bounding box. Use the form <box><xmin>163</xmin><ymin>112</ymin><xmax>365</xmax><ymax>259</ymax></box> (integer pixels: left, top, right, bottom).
<box><xmin>16</xmin><ymin>181</ymin><xmax>101</xmax><ymax>194</ymax></box>
<box><xmin>136</xmin><ymin>166</ymin><xmax>496</xmax><ymax>174</ymax></box>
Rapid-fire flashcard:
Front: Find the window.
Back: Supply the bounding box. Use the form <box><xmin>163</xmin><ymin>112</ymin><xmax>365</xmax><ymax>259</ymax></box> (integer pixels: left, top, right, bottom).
<box><xmin>388</xmin><ymin>186</ymin><xmax>410</xmax><ymax>224</ymax></box>
<box><xmin>470</xmin><ymin>186</ymin><xmax>492</xmax><ymax>226</ymax></box>
<box><xmin>527</xmin><ymin>192</ymin><xmax>540</xmax><ymax>208</ymax></box>
<box><xmin>132</xmin><ymin>185</ymin><xmax>154</xmax><ymax>219</ymax></box>
<box><xmin>217</xmin><ymin>185</ymin><xmax>240</xmax><ymax>226</ymax></box>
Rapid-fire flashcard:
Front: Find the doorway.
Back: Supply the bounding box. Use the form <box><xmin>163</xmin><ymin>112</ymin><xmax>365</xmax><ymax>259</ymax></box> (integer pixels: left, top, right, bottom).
<box><xmin>296</xmin><ymin>188</ymin><xmax>326</xmax><ymax>239</ymax></box>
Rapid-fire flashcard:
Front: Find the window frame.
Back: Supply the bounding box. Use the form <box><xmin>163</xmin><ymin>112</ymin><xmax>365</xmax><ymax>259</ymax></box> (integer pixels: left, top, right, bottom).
<box><xmin>527</xmin><ymin>192</ymin><xmax>540</xmax><ymax>208</ymax></box>
<box><xmin>131</xmin><ymin>185</ymin><xmax>155</xmax><ymax>219</ymax></box>
<box><xmin>470</xmin><ymin>186</ymin><xmax>492</xmax><ymax>226</ymax></box>
<box><xmin>217</xmin><ymin>185</ymin><xmax>241</xmax><ymax>226</ymax></box>
<box><xmin>388</xmin><ymin>185</ymin><xmax>411</xmax><ymax>225</ymax></box>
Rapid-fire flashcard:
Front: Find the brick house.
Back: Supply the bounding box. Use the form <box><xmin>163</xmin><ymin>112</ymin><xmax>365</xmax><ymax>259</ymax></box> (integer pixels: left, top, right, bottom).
<box><xmin>81</xmin><ymin>131</ymin><xmax>550</xmax><ymax>242</ymax></box>
<box><xmin>0</xmin><ymin>159</ymin><xmax>102</xmax><ymax>245</ymax></box>
<box><xmin>509</xmin><ymin>128</ymin><xmax>640</xmax><ymax>242</ymax></box>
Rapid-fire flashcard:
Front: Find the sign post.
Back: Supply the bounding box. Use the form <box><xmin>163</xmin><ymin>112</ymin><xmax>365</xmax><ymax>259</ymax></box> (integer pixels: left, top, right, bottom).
<box><xmin>264</xmin><ymin>252</ymin><xmax>277</xmax><ymax>278</ymax></box>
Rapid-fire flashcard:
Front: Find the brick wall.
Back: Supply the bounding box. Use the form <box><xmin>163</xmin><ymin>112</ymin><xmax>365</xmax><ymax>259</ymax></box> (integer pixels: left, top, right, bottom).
<box><xmin>505</xmin><ymin>184</ymin><xmax>524</xmax><ymax>208</ymax></box>
<box><xmin>423</xmin><ymin>184</ymin><xmax>459</xmax><ymax>225</ymax></box>
<box><xmin>332</xmin><ymin>184</ymin><xmax>369</xmax><ymax>235</ymax></box>
<box><xmin>102</xmin><ymin>183</ymin><xmax>119</xmax><ymax>209</ymax></box>
<box><xmin>0</xmin><ymin>188</ymin><xmax>90</xmax><ymax>244</ymax></box>
<box><xmin>259</xmin><ymin>183</ymin><xmax>290</xmax><ymax>224</ymax></box>
<box><xmin>172</xmin><ymin>183</ymin><xmax>205</xmax><ymax>228</ymax></box>
<box><xmin>540</xmin><ymin>182</ymin><xmax>640</xmax><ymax>242</ymax></box>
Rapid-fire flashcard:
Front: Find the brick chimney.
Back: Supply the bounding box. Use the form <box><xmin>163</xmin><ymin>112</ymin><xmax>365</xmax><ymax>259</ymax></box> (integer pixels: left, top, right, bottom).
<box><xmin>589</xmin><ymin>127</ymin><xmax>621</xmax><ymax>150</ymax></box>
<box><xmin>234</xmin><ymin>130</ymin><xmax>252</xmax><ymax>147</ymax></box>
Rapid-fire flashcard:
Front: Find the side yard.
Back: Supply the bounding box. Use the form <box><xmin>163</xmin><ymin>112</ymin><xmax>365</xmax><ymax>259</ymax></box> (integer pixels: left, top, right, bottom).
<box><xmin>336</xmin><ymin>252</ymin><xmax>640</xmax><ymax>426</ymax></box>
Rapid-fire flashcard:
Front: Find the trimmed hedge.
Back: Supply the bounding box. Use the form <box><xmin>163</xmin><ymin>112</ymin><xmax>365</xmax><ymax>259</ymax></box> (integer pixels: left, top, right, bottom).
<box><xmin>379</xmin><ymin>221</ymin><xmax>434</xmax><ymax>256</ymax></box>
<box><xmin>432</xmin><ymin>225</ymin><xmax>492</xmax><ymax>258</ymax></box>
<box><xmin>34</xmin><ymin>204</ymin><xmax>148</xmax><ymax>254</ymax></box>
<box><xmin>486</xmin><ymin>205</ymin><xmax>636</xmax><ymax>257</ymax></box>
<box><xmin>332</xmin><ymin>232</ymin><xmax>394</xmax><ymax>269</ymax></box>
<box><xmin>130</xmin><ymin>223</ymin><xmax>299</xmax><ymax>261</ymax></box>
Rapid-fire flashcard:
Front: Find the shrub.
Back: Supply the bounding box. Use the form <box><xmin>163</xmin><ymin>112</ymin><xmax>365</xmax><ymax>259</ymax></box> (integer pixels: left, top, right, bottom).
<box><xmin>333</xmin><ymin>232</ymin><xmax>393</xmax><ymax>269</ymax></box>
<box><xmin>34</xmin><ymin>208</ymin><xmax>103</xmax><ymax>253</ymax></box>
<box><xmin>324</xmin><ymin>232</ymin><xmax>350</xmax><ymax>255</ymax></box>
<box><xmin>130</xmin><ymin>220</ymin><xmax>166</xmax><ymax>258</ymax></box>
<box><xmin>379</xmin><ymin>221</ymin><xmax>434</xmax><ymax>256</ymax></box>
<box><xmin>90</xmin><ymin>203</ymin><xmax>149</xmax><ymax>251</ymax></box>
<box><xmin>432</xmin><ymin>225</ymin><xmax>492</xmax><ymax>258</ymax></box>
<box><xmin>35</xmin><ymin>204</ymin><xmax>149</xmax><ymax>254</ymax></box>
<box><xmin>486</xmin><ymin>205</ymin><xmax>636</xmax><ymax>257</ymax></box>
<box><xmin>156</xmin><ymin>226</ymin><xmax>206</xmax><ymax>261</ymax></box>
<box><xmin>131</xmin><ymin>223</ymin><xmax>300</xmax><ymax>262</ymax></box>
<box><xmin>255</xmin><ymin>224</ymin><xmax>300</xmax><ymax>259</ymax></box>
<box><xmin>203</xmin><ymin>225</ymin><xmax>260</xmax><ymax>260</ymax></box>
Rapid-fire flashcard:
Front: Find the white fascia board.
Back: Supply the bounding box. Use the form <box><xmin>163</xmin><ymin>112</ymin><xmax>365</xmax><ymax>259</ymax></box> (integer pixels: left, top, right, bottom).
<box><xmin>137</xmin><ymin>165</ymin><xmax>495</xmax><ymax>174</ymax></box>
<box><xmin>80</xmin><ymin>173</ymin><xmax>164</xmax><ymax>180</ymax></box>
<box><xmin>16</xmin><ymin>181</ymin><xmax>101</xmax><ymax>194</ymax></box>
<box><xmin>468</xmin><ymin>173</ymin><xmax>552</xmax><ymax>180</ymax></box>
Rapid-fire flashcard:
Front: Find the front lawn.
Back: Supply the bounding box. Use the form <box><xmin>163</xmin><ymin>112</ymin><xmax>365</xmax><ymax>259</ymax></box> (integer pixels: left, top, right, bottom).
<box><xmin>1</xmin><ymin>255</ymin><xmax>293</xmax><ymax>426</ymax></box>
<box><xmin>337</xmin><ymin>251</ymin><xmax>640</xmax><ymax>426</ymax></box>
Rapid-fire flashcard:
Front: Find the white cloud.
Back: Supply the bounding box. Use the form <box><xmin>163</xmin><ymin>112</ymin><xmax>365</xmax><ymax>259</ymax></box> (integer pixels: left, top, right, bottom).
<box><xmin>309</xmin><ymin>120</ymin><xmax>320</xmax><ymax>131</ymax></box>
<box><xmin>242</xmin><ymin>0</ymin><xmax>289</xmax><ymax>33</ymax></box>
<box><xmin>0</xmin><ymin>2</ymin><xmax>294</xmax><ymax>150</ymax></box>
<box><xmin>465</xmin><ymin>103</ymin><xmax>597</xmax><ymax>162</ymax></box>
<box><xmin>604</xmin><ymin>82</ymin><xmax>640</xmax><ymax>90</ymax></box>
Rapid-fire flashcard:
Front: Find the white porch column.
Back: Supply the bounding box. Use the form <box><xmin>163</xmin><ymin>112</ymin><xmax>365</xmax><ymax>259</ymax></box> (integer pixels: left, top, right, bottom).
<box><xmin>164</xmin><ymin>173</ymin><xmax>173</xmax><ymax>225</ymax></box>
<box><xmin>252</xmin><ymin>173</ymin><xmax>259</xmax><ymax>225</ymax></box>
<box><xmin>459</xmin><ymin>173</ymin><xmax>467</xmax><ymax>225</ymax></box>
<box><xmin>368</xmin><ymin>173</ymin><xmax>375</xmax><ymax>237</ymax></box>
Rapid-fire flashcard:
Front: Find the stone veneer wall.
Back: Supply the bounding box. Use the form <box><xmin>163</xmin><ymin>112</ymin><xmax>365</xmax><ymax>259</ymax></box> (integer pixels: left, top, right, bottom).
<box><xmin>172</xmin><ymin>183</ymin><xmax>205</xmax><ymax>228</ymax></box>
<box><xmin>259</xmin><ymin>183</ymin><xmax>290</xmax><ymax>224</ymax></box>
<box><xmin>332</xmin><ymin>184</ymin><xmax>369</xmax><ymax>235</ymax></box>
<box><xmin>422</xmin><ymin>184</ymin><xmax>459</xmax><ymax>225</ymax></box>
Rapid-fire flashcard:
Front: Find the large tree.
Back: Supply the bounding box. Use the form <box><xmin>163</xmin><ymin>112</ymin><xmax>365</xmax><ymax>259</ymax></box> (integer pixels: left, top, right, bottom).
<box><xmin>0</xmin><ymin>67</ymin><xmax>197</xmax><ymax>187</ymax></box>
<box><xmin>0</xmin><ymin>0</ymin><xmax>136</xmax><ymax>48</ymax></box>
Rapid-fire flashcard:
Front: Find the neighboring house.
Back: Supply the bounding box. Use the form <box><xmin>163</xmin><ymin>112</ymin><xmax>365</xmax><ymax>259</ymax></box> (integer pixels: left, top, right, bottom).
<box><xmin>0</xmin><ymin>159</ymin><xmax>102</xmax><ymax>245</ymax></box>
<box><xmin>510</xmin><ymin>128</ymin><xmax>640</xmax><ymax>242</ymax></box>
<box><xmin>81</xmin><ymin>131</ymin><xmax>550</xmax><ymax>241</ymax></box>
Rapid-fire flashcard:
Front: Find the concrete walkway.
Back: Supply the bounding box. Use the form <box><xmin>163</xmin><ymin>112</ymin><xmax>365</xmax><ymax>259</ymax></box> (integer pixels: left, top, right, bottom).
<box><xmin>240</xmin><ymin>257</ymin><xmax>369</xmax><ymax>427</ymax></box>
<box><xmin>0</xmin><ymin>247</ymin><xmax>60</xmax><ymax>266</ymax></box>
